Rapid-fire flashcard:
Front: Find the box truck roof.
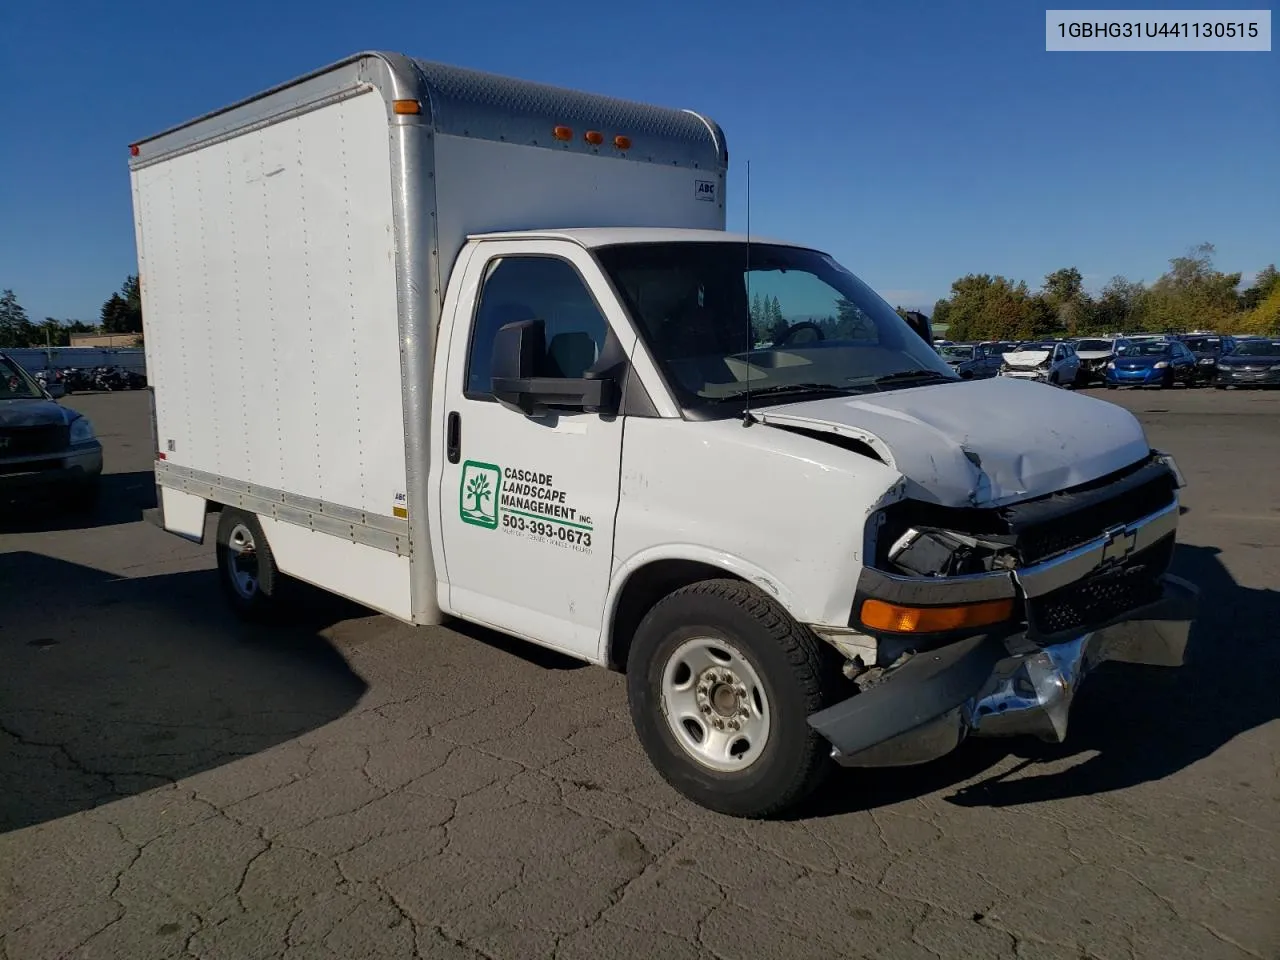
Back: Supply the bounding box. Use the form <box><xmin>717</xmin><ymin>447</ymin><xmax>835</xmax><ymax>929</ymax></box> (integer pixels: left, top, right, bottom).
<box><xmin>128</xmin><ymin>51</ymin><xmax>725</xmax><ymax>172</ymax></box>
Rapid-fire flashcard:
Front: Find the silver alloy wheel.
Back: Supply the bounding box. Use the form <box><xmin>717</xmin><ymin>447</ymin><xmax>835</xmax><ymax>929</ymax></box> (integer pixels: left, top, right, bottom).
<box><xmin>659</xmin><ymin>636</ymin><xmax>771</xmax><ymax>772</ymax></box>
<box><xmin>225</xmin><ymin>522</ymin><xmax>260</xmax><ymax>600</ymax></box>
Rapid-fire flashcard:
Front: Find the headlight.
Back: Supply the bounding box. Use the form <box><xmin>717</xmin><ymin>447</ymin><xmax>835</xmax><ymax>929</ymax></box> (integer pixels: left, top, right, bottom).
<box><xmin>1106</xmin><ymin>361</ymin><xmax>1116</xmax><ymax>369</ymax></box>
<box><xmin>1153</xmin><ymin>361</ymin><xmax>1169</xmax><ymax>369</ymax></box>
<box><xmin>1198</xmin><ymin>357</ymin><xmax>1214</xmax><ymax>364</ymax></box>
<box><xmin>69</xmin><ymin>417</ymin><xmax>96</xmax><ymax>444</ymax></box>
<box><xmin>1271</xmin><ymin>365</ymin><xmax>1280</xmax><ymax>371</ymax></box>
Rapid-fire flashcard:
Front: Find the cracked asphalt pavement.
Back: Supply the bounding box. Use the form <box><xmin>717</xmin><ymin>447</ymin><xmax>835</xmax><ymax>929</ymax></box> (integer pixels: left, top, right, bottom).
<box><xmin>2</xmin><ymin>388</ymin><xmax>1277</xmax><ymax>960</ymax></box>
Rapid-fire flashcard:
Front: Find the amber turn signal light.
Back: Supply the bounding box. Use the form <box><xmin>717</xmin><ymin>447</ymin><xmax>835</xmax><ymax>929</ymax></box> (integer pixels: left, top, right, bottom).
<box><xmin>860</xmin><ymin>597</ymin><xmax>1014</xmax><ymax>634</ymax></box>
<box><xmin>553</xmin><ymin>125</ymin><xmax>573</xmax><ymax>141</ymax></box>
<box><xmin>392</xmin><ymin>99</ymin><xmax>421</xmax><ymax>115</ymax></box>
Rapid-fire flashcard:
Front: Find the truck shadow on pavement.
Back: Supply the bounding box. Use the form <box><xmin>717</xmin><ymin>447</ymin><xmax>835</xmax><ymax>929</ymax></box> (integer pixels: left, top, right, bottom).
<box><xmin>801</xmin><ymin>543</ymin><xmax>1278</xmax><ymax>817</ymax></box>
<box><xmin>0</xmin><ymin>470</ymin><xmax>157</xmax><ymax>533</ymax></box>
<box><xmin>0</xmin><ymin>552</ymin><xmax>367</xmax><ymax>834</ymax></box>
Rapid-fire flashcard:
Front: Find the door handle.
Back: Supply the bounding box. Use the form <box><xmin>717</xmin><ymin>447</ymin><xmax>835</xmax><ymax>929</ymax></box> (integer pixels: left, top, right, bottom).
<box><xmin>446</xmin><ymin>411</ymin><xmax>461</xmax><ymax>464</ymax></box>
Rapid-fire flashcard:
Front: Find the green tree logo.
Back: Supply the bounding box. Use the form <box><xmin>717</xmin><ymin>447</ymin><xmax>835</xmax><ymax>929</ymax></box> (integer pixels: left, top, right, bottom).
<box><xmin>458</xmin><ymin>461</ymin><xmax>501</xmax><ymax>529</ymax></box>
<box><xmin>466</xmin><ymin>473</ymin><xmax>491</xmax><ymax>513</ymax></box>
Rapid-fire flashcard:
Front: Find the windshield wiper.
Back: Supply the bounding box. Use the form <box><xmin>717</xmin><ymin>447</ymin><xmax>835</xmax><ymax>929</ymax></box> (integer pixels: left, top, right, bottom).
<box><xmin>707</xmin><ymin>383</ymin><xmax>863</xmax><ymax>403</ymax></box>
<box><xmin>853</xmin><ymin>370</ymin><xmax>957</xmax><ymax>389</ymax></box>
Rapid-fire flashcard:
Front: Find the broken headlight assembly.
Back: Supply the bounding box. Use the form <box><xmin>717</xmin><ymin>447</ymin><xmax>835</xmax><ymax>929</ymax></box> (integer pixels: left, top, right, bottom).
<box><xmin>885</xmin><ymin>525</ymin><xmax>1018</xmax><ymax>578</ymax></box>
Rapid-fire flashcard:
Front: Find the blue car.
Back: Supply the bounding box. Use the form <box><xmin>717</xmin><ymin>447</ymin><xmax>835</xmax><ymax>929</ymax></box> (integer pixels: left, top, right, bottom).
<box><xmin>1105</xmin><ymin>340</ymin><xmax>1197</xmax><ymax>389</ymax></box>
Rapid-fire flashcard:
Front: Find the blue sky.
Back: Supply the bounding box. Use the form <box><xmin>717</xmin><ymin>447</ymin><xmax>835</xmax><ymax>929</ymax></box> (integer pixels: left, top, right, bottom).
<box><xmin>2</xmin><ymin>0</ymin><xmax>1276</xmax><ymax>322</ymax></box>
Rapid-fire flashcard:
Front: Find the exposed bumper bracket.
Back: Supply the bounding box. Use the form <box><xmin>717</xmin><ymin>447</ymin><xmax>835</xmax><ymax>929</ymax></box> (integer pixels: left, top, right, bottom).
<box><xmin>809</xmin><ymin>574</ymin><xmax>1198</xmax><ymax>768</ymax></box>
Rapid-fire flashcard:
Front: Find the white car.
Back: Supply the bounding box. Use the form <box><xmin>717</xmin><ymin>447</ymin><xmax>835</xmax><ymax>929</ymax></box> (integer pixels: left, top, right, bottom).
<box><xmin>1074</xmin><ymin>337</ymin><xmax>1131</xmax><ymax>385</ymax></box>
<box><xmin>1000</xmin><ymin>340</ymin><xmax>1081</xmax><ymax>387</ymax></box>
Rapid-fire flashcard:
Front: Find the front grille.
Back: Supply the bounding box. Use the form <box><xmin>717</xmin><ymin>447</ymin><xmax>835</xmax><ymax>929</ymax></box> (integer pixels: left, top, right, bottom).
<box><xmin>1013</xmin><ymin>467</ymin><xmax>1177</xmax><ymax>565</ymax></box>
<box><xmin>0</xmin><ymin>424</ymin><xmax>70</xmax><ymax>458</ymax></box>
<box><xmin>1027</xmin><ymin>535</ymin><xmax>1174</xmax><ymax>638</ymax></box>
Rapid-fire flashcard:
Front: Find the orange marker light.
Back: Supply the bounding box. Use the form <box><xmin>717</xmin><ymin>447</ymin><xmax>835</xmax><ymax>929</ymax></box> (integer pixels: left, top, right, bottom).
<box><xmin>584</xmin><ymin>130</ymin><xmax>604</xmax><ymax>145</ymax></box>
<box><xmin>613</xmin><ymin>135</ymin><xmax>632</xmax><ymax>150</ymax></box>
<box><xmin>392</xmin><ymin>99</ymin><xmax>421</xmax><ymax>115</ymax></box>
<box><xmin>860</xmin><ymin>598</ymin><xmax>1014</xmax><ymax>634</ymax></box>
<box><xmin>553</xmin><ymin>125</ymin><xmax>573</xmax><ymax>141</ymax></box>
<box><xmin>129</xmin><ymin>144</ymin><xmax>140</xmax><ymax>157</ymax></box>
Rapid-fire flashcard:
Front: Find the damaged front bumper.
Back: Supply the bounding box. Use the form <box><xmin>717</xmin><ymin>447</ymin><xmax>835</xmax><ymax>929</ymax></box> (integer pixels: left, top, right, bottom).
<box><xmin>808</xmin><ymin>573</ymin><xmax>1198</xmax><ymax>767</ymax></box>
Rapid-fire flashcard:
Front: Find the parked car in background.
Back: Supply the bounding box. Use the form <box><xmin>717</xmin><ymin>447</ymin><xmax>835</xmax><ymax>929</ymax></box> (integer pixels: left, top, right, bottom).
<box><xmin>979</xmin><ymin>340</ymin><xmax>1020</xmax><ymax>360</ymax></box>
<box><xmin>1178</xmin><ymin>334</ymin><xmax>1237</xmax><ymax>385</ymax></box>
<box><xmin>999</xmin><ymin>340</ymin><xmax>1081</xmax><ymax>387</ymax></box>
<box><xmin>0</xmin><ymin>352</ymin><xmax>102</xmax><ymax>511</ymax></box>
<box><xmin>1214</xmin><ymin>338</ymin><xmax>1280</xmax><ymax>388</ymax></box>
<box><xmin>1073</xmin><ymin>337</ymin><xmax>1131</xmax><ymax>385</ymax></box>
<box><xmin>1105</xmin><ymin>339</ymin><xmax>1197</xmax><ymax>389</ymax></box>
<box><xmin>936</xmin><ymin>342</ymin><xmax>1002</xmax><ymax>379</ymax></box>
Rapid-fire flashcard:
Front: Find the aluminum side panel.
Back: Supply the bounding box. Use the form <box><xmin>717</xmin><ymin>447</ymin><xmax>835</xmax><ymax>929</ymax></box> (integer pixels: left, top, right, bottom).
<box><xmin>431</xmin><ymin>135</ymin><xmax>726</xmax><ymax>284</ymax></box>
<box><xmin>133</xmin><ymin>89</ymin><xmax>407</xmax><ymax>518</ymax></box>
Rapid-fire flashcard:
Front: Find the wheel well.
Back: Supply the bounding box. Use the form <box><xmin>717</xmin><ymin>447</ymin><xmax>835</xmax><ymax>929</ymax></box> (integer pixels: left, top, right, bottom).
<box><xmin>607</xmin><ymin>560</ymin><xmax>742</xmax><ymax>671</ymax></box>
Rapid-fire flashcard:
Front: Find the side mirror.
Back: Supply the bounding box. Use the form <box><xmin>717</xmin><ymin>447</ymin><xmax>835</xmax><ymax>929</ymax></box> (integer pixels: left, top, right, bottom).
<box><xmin>490</xmin><ymin>319</ymin><xmax>617</xmax><ymax>417</ymax></box>
<box><xmin>899</xmin><ymin>310</ymin><xmax>933</xmax><ymax>345</ymax></box>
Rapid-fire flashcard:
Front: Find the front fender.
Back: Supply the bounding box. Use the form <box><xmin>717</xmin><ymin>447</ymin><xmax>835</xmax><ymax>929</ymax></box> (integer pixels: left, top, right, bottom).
<box><xmin>600</xmin><ymin>543</ymin><xmax>801</xmax><ymax>663</ymax></box>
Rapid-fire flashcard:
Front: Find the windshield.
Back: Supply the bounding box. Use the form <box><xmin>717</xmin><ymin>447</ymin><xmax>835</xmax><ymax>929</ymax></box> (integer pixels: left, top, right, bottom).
<box><xmin>1181</xmin><ymin>337</ymin><xmax>1220</xmax><ymax>352</ymax></box>
<box><xmin>1232</xmin><ymin>340</ymin><xmax>1280</xmax><ymax>357</ymax></box>
<box><xmin>1075</xmin><ymin>339</ymin><xmax>1113</xmax><ymax>352</ymax></box>
<box><xmin>1131</xmin><ymin>342</ymin><xmax>1172</xmax><ymax>356</ymax></box>
<box><xmin>593</xmin><ymin>242</ymin><xmax>956</xmax><ymax>409</ymax></box>
<box><xmin>938</xmin><ymin>345</ymin><xmax>974</xmax><ymax>360</ymax></box>
<box><xmin>0</xmin><ymin>356</ymin><xmax>43</xmax><ymax>399</ymax></box>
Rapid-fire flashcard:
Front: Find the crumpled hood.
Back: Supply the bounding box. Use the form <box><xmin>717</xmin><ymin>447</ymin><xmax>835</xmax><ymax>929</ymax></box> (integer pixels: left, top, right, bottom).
<box><xmin>0</xmin><ymin>398</ymin><xmax>73</xmax><ymax>429</ymax></box>
<box><xmin>758</xmin><ymin>377</ymin><xmax>1150</xmax><ymax>508</ymax></box>
<box><xmin>1002</xmin><ymin>349</ymin><xmax>1051</xmax><ymax>368</ymax></box>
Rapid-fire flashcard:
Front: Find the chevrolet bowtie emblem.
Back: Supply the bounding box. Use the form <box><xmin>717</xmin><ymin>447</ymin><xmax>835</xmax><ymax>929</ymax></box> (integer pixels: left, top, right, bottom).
<box><xmin>1100</xmin><ymin>525</ymin><xmax>1138</xmax><ymax>565</ymax></box>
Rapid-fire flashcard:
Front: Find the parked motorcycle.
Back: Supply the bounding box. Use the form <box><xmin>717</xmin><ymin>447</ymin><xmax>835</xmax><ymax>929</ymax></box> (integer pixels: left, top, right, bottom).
<box><xmin>60</xmin><ymin>368</ymin><xmax>93</xmax><ymax>393</ymax></box>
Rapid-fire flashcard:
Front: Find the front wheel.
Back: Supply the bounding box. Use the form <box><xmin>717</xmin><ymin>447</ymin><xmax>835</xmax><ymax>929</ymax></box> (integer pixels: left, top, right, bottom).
<box><xmin>626</xmin><ymin>579</ymin><xmax>843</xmax><ymax>818</ymax></box>
<box><xmin>216</xmin><ymin>508</ymin><xmax>285</xmax><ymax>622</ymax></box>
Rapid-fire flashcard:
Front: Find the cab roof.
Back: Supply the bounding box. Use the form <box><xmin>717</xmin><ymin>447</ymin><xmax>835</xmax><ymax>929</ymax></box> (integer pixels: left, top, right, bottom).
<box><xmin>465</xmin><ymin>227</ymin><xmax>813</xmax><ymax>251</ymax></box>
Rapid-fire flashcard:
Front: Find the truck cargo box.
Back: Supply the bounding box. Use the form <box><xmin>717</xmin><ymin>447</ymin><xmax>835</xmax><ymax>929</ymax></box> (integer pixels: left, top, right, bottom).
<box><xmin>131</xmin><ymin>52</ymin><xmax>726</xmax><ymax>621</ymax></box>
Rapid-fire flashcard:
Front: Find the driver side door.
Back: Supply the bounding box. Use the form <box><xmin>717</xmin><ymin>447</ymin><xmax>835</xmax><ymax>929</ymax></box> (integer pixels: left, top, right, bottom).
<box><xmin>434</xmin><ymin>240</ymin><xmax>635</xmax><ymax>660</ymax></box>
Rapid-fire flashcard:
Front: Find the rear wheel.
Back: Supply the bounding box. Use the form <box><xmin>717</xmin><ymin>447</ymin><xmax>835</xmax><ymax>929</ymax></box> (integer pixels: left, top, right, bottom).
<box><xmin>216</xmin><ymin>508</ymin><xmax>285</xmax><ymax>621</ymax></box>
<box><xmin>626</xmin><ymin>579</ymin><xmax>843</xmax><ymax>818</ymax></box>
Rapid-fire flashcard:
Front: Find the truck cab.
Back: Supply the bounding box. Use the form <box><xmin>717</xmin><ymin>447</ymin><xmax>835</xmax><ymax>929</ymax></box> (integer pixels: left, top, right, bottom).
<box><xmin>130</xmin><ymin>52</ymin><xmax>1198</xmax><ymax>818</ymax></box>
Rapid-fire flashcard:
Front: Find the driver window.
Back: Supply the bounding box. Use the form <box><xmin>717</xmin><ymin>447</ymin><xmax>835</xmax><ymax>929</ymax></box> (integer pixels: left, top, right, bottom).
<box><xmin>465</xmin><ymin>256</ymin><xmax>609</xmax><ymax>398</ymax></box>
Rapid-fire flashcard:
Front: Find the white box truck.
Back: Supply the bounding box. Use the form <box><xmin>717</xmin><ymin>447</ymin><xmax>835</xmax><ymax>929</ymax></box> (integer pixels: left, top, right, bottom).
<box><xmin>131</xmin><ymin>52</ymin><xmax>1198</xmax><ymax>817</ymax></box>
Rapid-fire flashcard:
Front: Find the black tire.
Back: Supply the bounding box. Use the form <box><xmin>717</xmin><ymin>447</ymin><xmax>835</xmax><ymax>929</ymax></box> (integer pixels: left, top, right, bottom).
<box><xmin>1161</xmin><ymin>369</ymin><xmax>1174</xmax><ymax>389</ymax></box>
<box><xmin>626</xmin><ymin>578</ymin><xmax>843</xmax><ymax>818</ymax></box>
<box><xmin>65</xmin><ymin>479</ymin><xmax>100</xmax><ymax>514</ymax></box>
<box><xmin>215</xmin><ymin>508</ymin><xmax>285</xmax><ymax>622</ymax></box>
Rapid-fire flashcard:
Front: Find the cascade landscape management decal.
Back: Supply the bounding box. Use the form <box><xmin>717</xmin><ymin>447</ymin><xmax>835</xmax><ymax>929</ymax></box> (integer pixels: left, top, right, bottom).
<box><xmin>458</xmin><ymin>460</ymin><xmax>593</xmax><ymax>553</ymax></box>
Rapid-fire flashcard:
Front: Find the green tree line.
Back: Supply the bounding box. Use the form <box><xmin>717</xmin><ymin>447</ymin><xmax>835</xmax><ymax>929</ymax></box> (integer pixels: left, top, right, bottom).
<box><xmin>0</xmin><ymin>275</ymin><xmax>142</xmax><ymax>348</ymax></box>
<box><xmin>933</xmin><ymin>244</ymin><xmax>1279</xmax><ymax>342</ymax></box>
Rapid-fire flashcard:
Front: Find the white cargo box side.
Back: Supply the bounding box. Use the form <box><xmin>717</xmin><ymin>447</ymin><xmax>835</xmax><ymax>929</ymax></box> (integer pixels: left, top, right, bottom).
<box><xmin>134</xmin><ymin>89</ymin><xmax>406</xmax><ymax>517</ymax></box>
<box><xmin>130</xmin><ymin>51</ymin><xmax>728</xmax><ymax>625</ymax></box>
<box><xmin>133</xmin><ymin>88</ymin><xmax>413</xmax><ymax>618</ymax></box>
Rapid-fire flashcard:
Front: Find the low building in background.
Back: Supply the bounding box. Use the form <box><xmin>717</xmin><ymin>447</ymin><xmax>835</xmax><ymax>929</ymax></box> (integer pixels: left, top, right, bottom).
<box><xmin>69</xmin><ymin>333</ymin><xmax>142</xmax><ymax>348</ymax></box>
